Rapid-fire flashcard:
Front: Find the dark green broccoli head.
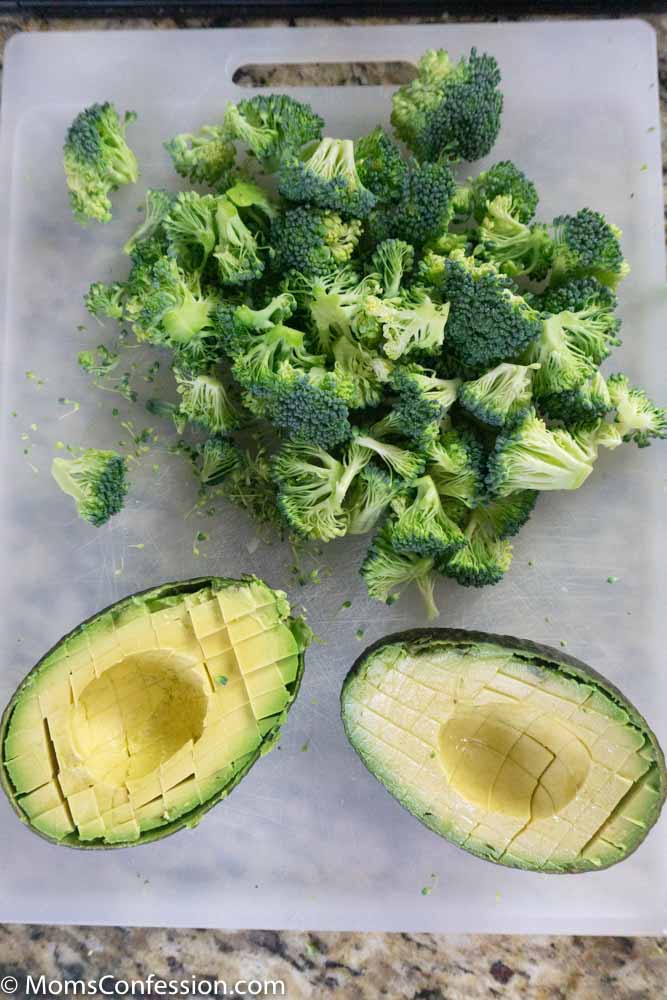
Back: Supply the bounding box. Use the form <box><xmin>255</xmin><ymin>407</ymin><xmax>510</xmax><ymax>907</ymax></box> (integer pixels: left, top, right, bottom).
<box><xmin>51</xmin><ymin>448</ymin><xmax>129</xmax><ymax>526</ymax></box>
<box><xmin>278</xmin><ymin>138</ymin><xmax>376</xmax><ymax>218</ymax></box>
<box><xmin>389</xmin><ymin>365</ymin><xmax>460</xmax><ymax>443</ymax></box>
<box><xmin>425</xmin><ymin>424</ymin><xmax>487</xmax><ymax>508</ymax></box>
<box><xmin>355</xmin><ymin>127</ymin><xmax>407</xmax><ymax>204</ymax></box>
<box><xmin>539</xmin><ymin>371</ymin><xmax>612</xmax><ymax>429</ymax></box>
<box><xmin>164</xmin><ymin>125</ymin><xmax>236</xmax><ymax>186</ymax></box>
<box><xmin>63</xmin><ymin>102</ymin><xmax>138</xmax><ymax>224</ymax></box>
<box><xmin>223</xmin><ymin>94</ymin><xmax>324</xmax><ymax>169</ymax></box>
<box><xmin>368</xmin><ymin>160</ymin><xmax>456</xmax><ymax>247</ymax></box>
<box><xmin>391</xmin><ymin>47</ymin><xmax>502</xmax><ymax>163</ymax></box>
<box><xmin>457</xmin><ymin>160</ymin><xmax>539</xmax><ymax>224</ymax></box>
<box><xmin>539</xmin><ymin>276</ymin><xmax>617</xmax><ymax>315</ymax></box>
<box><xmin>550</xmin><ymin>208</ymin><xmax>629</xmax><ymax>288</ymax></box>
<box><xmin>269</xmin><ymin>373</ymin><xmax>352</xmax><ymax>449</ymax></box>
<box><xmin>439</xmin><ymin>509</ymin><xmax>513</xmax><ymax>587</ymax></box>
<box><xmin>231</xmin><ymin>323</ymin><xmax>323</xmax><ymax>398</ymax></box>
<box><xmin>270</xmin><ymin>206</ymin><xmax>362</xmax><ymax>277</ymax></box>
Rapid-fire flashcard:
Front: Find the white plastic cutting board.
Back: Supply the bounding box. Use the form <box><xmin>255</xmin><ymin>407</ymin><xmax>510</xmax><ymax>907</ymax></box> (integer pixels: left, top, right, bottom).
<box><xmin>0</xmin><ymin>21</ymin><xmax>666</xmax><ymax>933</ymax></box>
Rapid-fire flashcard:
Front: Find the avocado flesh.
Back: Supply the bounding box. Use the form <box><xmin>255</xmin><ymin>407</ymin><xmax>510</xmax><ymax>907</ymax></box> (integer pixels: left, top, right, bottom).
<box><xmin>1</xmin><ymin>576</ymin><xmax>309</xmax><ymax>848</ymax></box>
<box><xmin>341</xmin><ymin>631</ymin><xmax>666</xmax><ymax>872</ymax></box>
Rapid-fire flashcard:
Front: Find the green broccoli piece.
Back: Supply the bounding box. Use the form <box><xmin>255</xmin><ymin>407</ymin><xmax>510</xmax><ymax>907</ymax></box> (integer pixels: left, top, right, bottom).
<box><xmin>224</xmin><ymin>179</ymin><xmax>278</xmax><ymax>228</ymax></box>
<box><xmin>539</xmin><ymin>370</ymin><xmax>612</xmax><ymax>428</ymax></box>
<box><xmin>164</xmin><ymin>125</ymin><xmax>236</xmax><ymax>186</ymax></box>
<box><xmin>607</xmin><ymin>374</ymin><xmax>667</xmax><ymax>447</ymax></box>
<box><xmin>278</xmin><ymin>137</ymin><xmax>377</xmax><ymax>218</ymax></box>
<box><xmin>214</xmin><ymin>292</ymin><xmax>297</xmax><ymax>357</ymax></box>
<box><xmin>549</xmin><ymin>208</ymin><xmax>629</xmax><ymax>289</ymax></box>
<box><xmin>51</xmin><ymin>448</ymin><xmax>129</xmax><ymax>526</ymax></box>
<box><xmin>231</xmin><ymin>322</ymin><xmax>323</xmax><ymax>395</ymax></box>
<box><xmin>474</xmin><ymin>490</ymin><xmax>538</xmax><ymax>538</ymax></box>
<box><xmin>223</xmin><ymin>94</ymin><xmax>324</xmax><ymax>170</ymax></box>
<box><xmin>571</xmin><ymin>418</ymin><xmax>623</xmax><ymax>460</ymax></box>
<box><xmin>454</xmin><ymin>160</ymin><xmax>538</xmax><ymax>223</ymax></box>
<box><xmin>458</xmin><ymin>362</ymin><xmax>538</xmax><ymax>427</ymax></box>
<box><xmin>539</xmin><ymin>276</ymin><xmax>617</xmax><ymax>316</ymax></box>
<box><xmin>476</xmin><ymin>195</ymin><xmax>552</xmax><ymax>279</ymax></box>
<box><xmin>163</xmin><ymin>191</ymin><xmax>218</xmax><ymax>272</ymax></box>
<box><xmin>389</xmin><ymin>475</ymin><xmax>465</xmax><ymax>558</ymax></box>
<box><xmin>295</xmin><ymin>267</ymin><xmax>382</xmax><ymax>351</ymax></box>
<box><xmin>486</xmin><ymin>408</ymin><xmax>595</xmax><ymax>495</ymax></box>
<box><xmin>389</xmin><ymin>365</ymin><xmax>460</xmax><ymax>442</ymax></box>
<box><xmin>365</xmin><ymin>288</ymin><xmax>450</xmax><ymax>360</ymax></box>
<box><xmin>271</xmin><ymin>207</ymin><xmax>363</xmax><ymax>277</ymax></box>
<box><xmin>368</xmin><ymin>160</ymin><xmax>456</xmax><ymax>247</ymax></box>
<box><xmin>425</xmin><ymin>425</ymin><xmax>487</xmax><ymax>507</ymax></box>
<box><xmin>391</xmin><ymin>47</ymin><xmax>502</xmax><ymax>163</ymax></box>
<box><xmin>353</xmin><ymin>429</ymin><xmax>425</xmax><ymax>480</ymax></box>
<box><xmin>370</xmin><ymin>239</ymin><xmax>415</xmax><ymax>299</ymax></box>
<box><xmin>84</xmin><ymin>281</ymin><xmax>125</xmax><ymax>321</ymax></box>
<box><xmin>269</xmin><ymin>372</ymin><xmax>352</xmax><ymax>449</ymax></box>
<box><xmin>345</xmin><ymin>465</ymin><xmax>404</xmax><ymax>535</ymax></box>
<box><xmin>525</xmin><ymin>314</ymin><xmax>599</xmax><ymax>398</ymax></box>
<box><xmin>213</xmin><ymin>198</ymin><xmax>265</xmax><ymax>285</ymax></box>
<box><xmin>354</xmin><ymin>127</ymin><xmax>407</xmax><ymax>203</ymax></box>
<box><xmin>332</xmin><ymin>334</ymin><xmax>387</xmax><ymax>409</ymax></box>
<box><xmin>537</xmin><ymin>279</ymin><xmax>622</xmax><ymax>367</ymax></box>
<box><xmin>433</xmin><ymin>252</ymin><xmax>541</xmax><ymax>372</ymax></box>
<box><xmin>197</xmin><ymin>436</ymin><xmax>242</xmax><ymax>486</ymax></box>
<box><xmin>63</xmin><ymin>102</ymin><xmax>138</xmax><ymax>224</ymax></box>
<box><xmin>123</xmin><ymin>188</ymin><xmax>175</xmax><ymax>256</ymax></box>
<box><xmin>271</xmin><ymin>439</ymin><xmax>370</xmax><ymax>541</ymax></box>
<box><xmin>174</xmin><ymin>369</ymin><xmax>240</xmax><ymax>434</ymax></box>
<box><xmin>361</xmin><ymin>523</ymin><xmax>439</xmax><ymax>619</ymax></box>
<box><xmin>439</xmin><ymin>508</ymin><xmax>513</xmax><ymax>587</ymax></box>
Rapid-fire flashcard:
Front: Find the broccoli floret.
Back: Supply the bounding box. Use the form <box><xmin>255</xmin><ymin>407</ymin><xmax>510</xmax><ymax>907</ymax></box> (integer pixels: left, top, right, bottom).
<box><xmin>278</xmin><ymin>138</ymin><xmax>376</xmax><ymax>218</ymax></box>
<box><xmin>368</xmin><ymin>160</ymin><xmax>456</xmax><ymax>247</ymax></box>
<box><xmin>572</xmin><ymin>418</ymin><xmax>624</xmax><ymax>459</ymax></box>
<box><xmin>271</xmin><ymin>207</ymin><xmax>363</xmax><ymax>277</ymax></box>
<box><xmin>123</xmin><ymin>189</ymin><xmax>175</xmax><ymax>256</ymax></box>
<box><xmin>354</xmin><ymin>429</ymin><xmax>425</xmax><ymax>480</ymax></box>
<box><xmin>434</xmin><ymin>252</ymin><xmax>541</xmax><ymax>372</ymax></box>
<box><xmin>361</xmin><ymin>523</ymin><xmax>438</xmax><ymax>619</ymax></box>
<box><xmin>354</xmin><ymin>127</ymin><xmax>407</xmax><ymax>203</ymax></box>
<box><xmin>269</xmin><ymin>372</ymin><xmax>352</xmax><ymax>449</ymax></box>
<box><xmin>525</xmin><ymin>314</ymin><xmax>599</xmax><ymax>398</ymax></box>
<box><xmin>539</xmin><ymin>370</ymin><xmax>612</xmax><ymax>428</ymax></box>
<box><xmin>175</xmin><ymin>369</ymin><xmax>240</xmax><ymax>434</ymax></box>
<box><xmin>84</xmin><ymin>281</ymin><xmax>125</xmax><ymax>321</ymax></box>
<box><xmin>549</xmin><ymin>208</ymin><xmax>629</xmax><ymax>289</ymax></box>
<box><xmin>345</xmin><ymin>465</ymin><xmax>404</xmax><ymax>535</ymax></box>
<box><xmin>439</xmin><ymin>508</ymin><xmax>513</xmax><ymax>587</ymax></box>
<box><xmin>425</xmin><ymin>425</ymin><xmax>487</xmax><ymax>507</ymax></box>
<box><xmin>271</xmin><ymin>439</ymin><xmax>369</xmax><ymax>541</ymax></box>
<box><xmin>539</xmin><ymin>276</ymin><xmax>617</xmax><ymax>314</ymax></box>
<box><xmin>224</xmin><ymin>179</ymin><xmax>277</xmax><ymax>226</ymax></box>
<box><xmin>164</xmin><ymin>125</ymin><xmax>236</xmax><ymax>186</ymax></box>
<box><xmin>607</xmin><ymin>374</ymin><xmax>667</xmax><ymax>448</ymax></box>
<box><xmin>231</xmin><ymin>322</ymin><xmax>323</xmax><ymax>396</ymax></box>
<box><xmin>389</xmin><ymin>366</ymin><xmax>460</xmax><ymax>442</ymax></box>
<box><xmin>213</xmin><ymin>198</ymin><xmax>265</xmax><ymax>285</ymax></box>
<box><xmin>391</xmin><ymin>47</ymin><xmax>502</xmax><ymax>163</ymax></box>
<box><xmin>365</xmin><ymin>288</ymin><xmax>450</xmax><ymax>360</ymax></box>
<box><xmin>389</xmin><ymin>475</ymin><xmax>465</xmax><ymax>558</ymax></box>
<box><xmin>476</xmin><ymin>195</ymin><xmax>552</xmax><ymax>279</ymax></box>
<box><xmin>486</xmin><ymin>408</ymin><xmax>595</xmax><ymax>495</ymax></box>
<box><xmin>51</xmin><ymin>448</ymin><xmax>129</xmax><ymax>526</ymax></box>
<box><xmin>458</xmin><ymin>361</ymin><xmax>538</xmax><ymax>427</ymax></box>
<box><xmin>455</xmin><ymin>160</ymin><xmax>538</xmax><ymax>224</ymax></box>
<box><xmin>332</xmin><ymin>334</ymin><xmax>386</xmax><ymax>409</ymax></box>
<box><xmin>475</xmin><ymin>489</ymin><xmax>538</xmax><ymax>538</ymax></box>
<box><xmin>197</xmin><ymin>436</ymin><xmax>242</xmax><ymax>486</ymax></box>
<box><xmin>223</xmin><ymin>94</ymin><xmax>324</xmax><ymax>169</ymax></box>
<box><xmin>370</xmin><ymin>239</ymin><xmax>415</xmax><ymax>299</ymax></box>
<box><xmin>63</xmin><ymin>102</ymin><xmax>138</xmax><ymax>224</ymax></box>
<box><xmin>215</xmin><ymin>292</ymin><xmax>297</xmax><ymax>356</ymax></box>
<box><xmin>295</xmin><ymin>267</ymin><xmax>382</xmax><ymax>351</ymax></box>
<box><xmin>163</xmin><ymin>191</ymin><xmax>218</xmax><ymax>272</ymax></box>
<box><xmin>78</xmin><ymin>344</ymin><xmax>121</xmax><ymax>379</ymax></box>
<box><xmin>538</xmin><ymin>282</ymin><xmax>621</xmax><ymax>367</ymax></box>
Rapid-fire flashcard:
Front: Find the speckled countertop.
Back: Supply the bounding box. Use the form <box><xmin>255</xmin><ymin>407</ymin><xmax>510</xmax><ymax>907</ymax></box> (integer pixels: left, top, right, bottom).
<box><xmin>0</xmin><ymin>12</ymin><xmax>666</xmax><ymax>999</ymax></box>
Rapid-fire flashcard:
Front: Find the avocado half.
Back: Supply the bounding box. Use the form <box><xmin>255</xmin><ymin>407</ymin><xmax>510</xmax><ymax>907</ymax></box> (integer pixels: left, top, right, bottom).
<box><xmin>341</xmin><ymin>629</ymin><xmax>666</xmax><ymax>873</ymax></box>
<box><xmin>1</xmin><ymin>576</ymin><xmax>311</xmax><ymax>848</ymax></box>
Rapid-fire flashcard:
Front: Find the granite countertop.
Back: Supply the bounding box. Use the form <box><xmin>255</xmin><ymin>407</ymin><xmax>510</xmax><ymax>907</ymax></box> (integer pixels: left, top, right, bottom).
<box><xmin>0</xmin><ymin>12</ymin><xmax>666</xmax><ymax>998</ymax></box>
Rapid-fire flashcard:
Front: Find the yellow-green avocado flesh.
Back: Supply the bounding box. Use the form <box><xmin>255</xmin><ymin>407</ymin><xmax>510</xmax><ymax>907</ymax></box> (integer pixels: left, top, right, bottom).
<box><xmin>1</xmin><ymin>576</ymin><xmax>310</xmax><ymax>848</ymax></box>
<box><xmin>341</xmin><ymin>629</ymin><xmax>666</xmax><ymax>873</ymax></box>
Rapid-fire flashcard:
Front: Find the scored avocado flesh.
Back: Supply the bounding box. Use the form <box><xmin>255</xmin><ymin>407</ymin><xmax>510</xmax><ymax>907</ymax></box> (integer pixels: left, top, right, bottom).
<box><xmin>2</xmin><ymin>578</ymin><xmax>306</xmax><ymax>847</ymax></box>
<box><xmin>342</xmin><ymin>636</ymin><xmax>665</xmax><ymax>872</ymax></box>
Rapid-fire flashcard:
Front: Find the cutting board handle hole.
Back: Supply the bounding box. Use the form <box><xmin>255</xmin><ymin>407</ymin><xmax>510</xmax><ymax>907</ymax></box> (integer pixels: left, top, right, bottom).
<box><xmin>232</xmin><ymin>61</ymin><xmax>417</xmax><ymax>88</ymax></box>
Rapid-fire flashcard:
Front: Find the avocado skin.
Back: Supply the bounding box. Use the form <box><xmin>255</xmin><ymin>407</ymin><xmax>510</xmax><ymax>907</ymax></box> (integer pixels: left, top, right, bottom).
<box><xmin>341</xmin><ymin>627</ymin><xmax>667</xmax><ymax>874</ymax></box>
<box><xmin>0</xmin><ymin>576</ymin><xmax>306</xmax><ymax>850</ymax></box>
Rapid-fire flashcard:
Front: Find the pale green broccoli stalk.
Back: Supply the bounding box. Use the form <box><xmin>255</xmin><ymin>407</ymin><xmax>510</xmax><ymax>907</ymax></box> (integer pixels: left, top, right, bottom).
<box><xmin>164</xmin><ymin>125</ymin><xmax>236</xmax><ymax>186</ymax></box>
<box><xmin>174</xmin><ymin>369</ymin><xmax>241</xmax><ymax>434</ymax></box>
<box><xmin>608</xmin><ymin>374</ymin><xmax>667</xmax><ymax>447</ymax></box>
<box><xmin>215</xmin><ymin>293</ymin><xmax>297</xmax><ymax>357</ymax></box>
<box><xmin>371</xmin><ymin>239</ymin><xmax>415</xmax><ymax>299</ymax></box>
<box><xmin>123</xmin><ymin>188</ymin><xmax>175</xmax><ymax>255</ymax></box>
<box><xmin>525</xmin><ymin>313</ymin><xmax>597</xmax><ymax>397</ymax></box>
<box><xmin>51</xmin><ymin>448</ymin><xmax>129</xmax><ymax>526</ymax></box>
<box><xmin>458</xmin><ymin>362</ymin><xmax>539</xmax><ymax>427</ymax></box>
<box><xmin>213</xmin><ymin>198</ymin><xmax>264</xmax><ymax>285</ymax></box>
<box><xmin>345</xmin><ymin>466</ymin><xmax>404</xmax><ymax>535</ymax></box>
<box><xmin>571</xmin><ymin>419</ymin><xmax>624</xmax><ymax>461</ymax></box>
<box><xmin>63</xmin><ymin>102</ymin><xmax>138</xmax><ymax>224</ymax></box>
<box><xmin>278</xmin><ymin>138</ymin><xmax>377</xmax><ymax>218</ymax></box>
<box><xmin>295</xmin><ymin>267</ymin><xmax>382</xmax><ymax>351</ymax></box>
<box><xmin>365</xmin><ymin>288</ymin><xmax>450</xmax><ymax>360</ymax></box>
<box><xmin>224</xmin><ymin>179</ymin><xmax>278</xmax><ymax>229</ymax></box>
<box><xmin>476</xmin><ymin>195</ymin><xmax>552</xmax><ymax>279</ymax></box>
<box><xmin>538</xmin><ymin>277</ymin><xmax>622</xmax><ymax>366</ymax></box>
<box><xmin>354</xmin><ymin>429</ymin><xmax>425</xmax><ymax>480</ymax></box>
<box><xmin>163</xmin><ymin>191</ymin><xmax>218</xmax><ymax>272</ymax></box>
<box><xmin>197</xmin><ymin>437</ymin><xmax>242</xmax><ymax>486</ymax></box>
<box><xmin>425</xmin><ymin>426</ymin><xmax>487</xmax><ymax>507</ymax></box>
<box><xmin>440</xmin><ymin>510</ymin><xmax>513</xmax><ymax>587</ymax></box>
<box><xmin>389</xmin><ymin>475</ymin><xmax>465</xmax><ymax>558</ymax></box>
<box><xmin>486</xmin><ymin>408</ymin><xmax>595</xmax><ymax>495</ymax></box>
<box><xmin>361</xmin><ymin>523</ymin><xmax>439</xmax><ymax>619</ymax></box>
<box><xmin>332</xmin><ymin>334</ymin><xmax>387</xmax><ymax>409</ymax></box>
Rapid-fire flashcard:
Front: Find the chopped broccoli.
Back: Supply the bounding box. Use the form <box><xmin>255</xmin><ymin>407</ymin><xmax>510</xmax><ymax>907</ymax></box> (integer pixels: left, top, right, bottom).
<box><xmin>572</xmin><ymin>418</ymin><xmax>623</xmax><ymax>460</ymax></box>
<box><xmin>215</xmin><ymin>293</ymin><xmax>297</xmax><ymax>357</ymax></box>
<box><xmin>174</xmin><ymin>369</ymin><xmax>240</xmax><ymax>434</ymax></box>
<box><xmin>163</xmin><ymin>191</ymin><xmax>218</xmax><ymax>272</ymax></box>
<box><xmin>439</xmin><ymin>508</ymin><xmax>513</xmax><ymax>587</ymax></box>
<box><xmin>361</xmin><ymin>523</ymin><xmax>438</xmax><ymax>619</ymax></box>
<box><xmin>295</xmin><ymin>267</ymin><xmax>381</xmax><ymax>351</ymax></box>
<box><xmin>538</xmin><ymin>281</ymin><xmax>622</xmax><ymax>367</ymax></box>
<box><xmin>332</xmin><ymin>334</ymin><xmax>386</xmax><ymax>409</ymax></box>
<box><xmin>223</xmin><ymin>94</ymin><xmax>324</xmax><ymax>169</ymax></box>
<box><xmin>213</xmin><ymin>198</ymin><xmax>264</xmax><ymax>285</ymax></box>
<box><xmin>608</xmin><ymin>374</ymin><xmax>667</xmax><ymax>447</ymax></box>
<box><xmin>434</xmin><ymin>252</ymin><xmax>541</xmax><ymax>372</ymax></box>
<box><xmin>354</xmin><ymin>127</ymin><xmax>407</xmax><ymax>203</ymax></box>
<box><xmin>458</xmin><ymin>362</ymin><xmax>538</xmax><ymax>427</ymax></box>
<box><xmin>539</xmin><ymin>276</ymin><xmax>617</xmax><ymax>316</ymax></box>
<box><xmin>63</xmin><ymin>102</ymin><xmax>138</xmax><ymax>224</ymax></box>
<box><xmin>391</xmin><ymin>47</ymin><xmax>502</xmax><ymax>163</ymax></box>
<box><xmin>345</xmin><ymin>465</ymin><xmax>403</xmax><ymax>535</ymax></box>
<box><xmin>389</xmin><ymin>365</ymin><xmax>460</xmax><ymax>442</ymax></box>
<box><xmin>390</xmin><ymin>475</ymin><xmax>465</xmax><ymax>558</ymax></box>
<box><xmin>84</xmin><ymin>281</ymin><xmax>124</xmax><ymax>321</ymax></box>
<box><xmin>271</xmin><ymin>207</ymin><xmax>363</xmax><ymax>277</ymax></box>
<box><xmin>549</xmin><ymin>208</ymin><xmax>629</xmax><ymax>289</ymax></box>
<box><xmin>371</xmin><ymin>239</ymin><xmax>415</xmax><ymax>299</ymax></box>
<box><xmin>164</xmin><ymin>125</ymin><xmax>236</xmax><ymax>186</ymax></box>
<box><xmin>51</xmin><ymin>448</ymin><xmax>129</xmax><ymax>526</ymax></box>
<box><xmin>486</xmin><ymin>408</ymin><xmax>595</xmax><ymax>495</ymax></box>
<box><xmin>231</xmin><ymin>322</ymin><xmax>323</xmax><ymax>397</ymax></box>
<box><xmin>526</xmin><ymin>314</ymin><xmax>599</xmax><ymax>398</ymax></box>
<box><xmin>197</xmin><ymin>436</ymin><xmax>242</xmax><ymax>486</ymax></box>
<box><xmin>269</xmin><ymin>372</ymin><xmax>352</xmax><ymax>449</ymax></box>
<box><xmin>540</xmin><ymin>370</ymin><xmax>612</xmax><ymax>428</ymax></box>
<box><xmin>354</xmin><ymin>430</ymin><xmax>425</xmax><ymax>480</ymax></box>
<box><xmin>366</xmin><ymin>288</ymin><xmax>450</xmax><ymax>360</ymax></box>
<box><xmin>425</xmin><ymin>425</ymin><xmax>487</xmax><ymax>507</ymax></box>
<box><xmin>123</xmin><ymin>188</ymin><xmax>175</xmax><ymax>256</ymax></box>
<box><xmin>278</xmin><ymin>137</ymin><xmax>376</xmax><ymax>218</ymax></box>
<box><xmin>454</xmin><ymin>160</ymin><xmax>538</xmax><ymax>224</ymax></box>
<box><xmin>368</xmin><ymin>160</ymin><xmax>456</xmax><ymax>247</ymax></box>
<box><xmin>476</xmin><ymin>195</ymin><xmax>552</xmax><ymax>279</ymax></box>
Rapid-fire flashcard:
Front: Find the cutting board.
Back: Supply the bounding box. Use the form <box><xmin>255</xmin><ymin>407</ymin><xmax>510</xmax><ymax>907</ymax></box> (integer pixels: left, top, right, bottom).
<box><xmin>0</xmin><ymin>21</ymin><xmax>665</xmax><ymax>933</ymax></box>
